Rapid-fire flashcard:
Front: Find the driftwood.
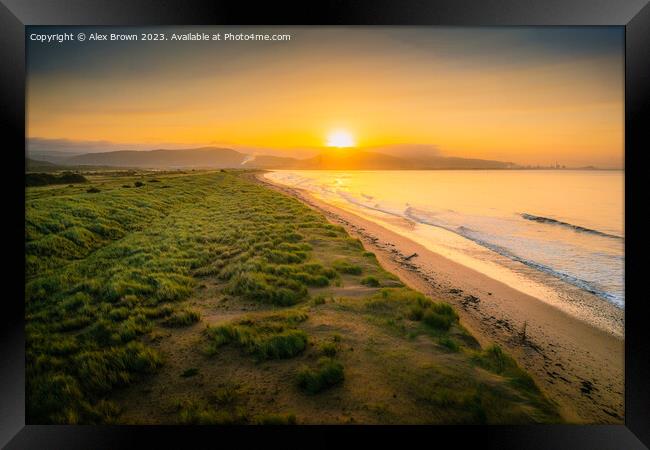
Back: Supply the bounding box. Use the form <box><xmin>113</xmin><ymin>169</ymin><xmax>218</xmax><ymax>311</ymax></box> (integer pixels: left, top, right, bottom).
<box><xmin>404</xmin><ymin>252</ymin><xmax>418</xmax><ymax>261</ymax></box>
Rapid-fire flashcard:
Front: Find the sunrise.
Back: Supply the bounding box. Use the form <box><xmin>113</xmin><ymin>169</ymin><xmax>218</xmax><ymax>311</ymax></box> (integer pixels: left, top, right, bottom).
<box><xmin>27</xmin><ymin>26</ymin><xmax>623</xmax><ymax>168</ymax></box>
<box><xmin>25</xmin><ymin>26</ymin><xmax>624</xmax><ymax>426</ymax></box>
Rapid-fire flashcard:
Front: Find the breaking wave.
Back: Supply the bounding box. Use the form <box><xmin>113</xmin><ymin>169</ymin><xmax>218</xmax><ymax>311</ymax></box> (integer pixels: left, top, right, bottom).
<box><xmin>521</xmin><ymin>213</ymin><xmax>623</xmax><ymax>240</ymax></box>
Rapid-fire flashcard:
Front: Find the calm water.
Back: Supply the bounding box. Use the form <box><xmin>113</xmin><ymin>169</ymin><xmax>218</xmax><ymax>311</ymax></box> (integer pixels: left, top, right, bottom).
<box><xmin>265</xmin><ymin>170</ymin><xmax>625</xmax><ymax>308</ymax></box>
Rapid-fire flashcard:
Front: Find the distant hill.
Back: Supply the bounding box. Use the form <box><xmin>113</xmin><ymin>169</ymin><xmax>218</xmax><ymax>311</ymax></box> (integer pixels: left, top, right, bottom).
<box><xmin>37</xmin><ymin>146</ymin><xmax>516</xmax><ymax>170</ymax></box>
<box><xmin>294</xmin><ymin>151</ymin><xmax>410</xmax><ymax>170</ymax></box>
<box><xmin>243</xmin><ymin>154</ymin><xmax>303</xmax><ymax>169</ymax></box>
<box><xmin>65</xmin><ymin>147</ymin><xmax>248</xmax><ymax>168</ymax></box>
<box><xmin>411</xmin><ymin>156</ymin><xmax>515</xmax><ymax>170</ymax></box>
<box><xmin>26</xmin><ymin>172</ymin><xmax>88</xmax><ymax>187</ymax></box>
<box><xmin>277</xmin><ymin>150</ymin><xmax>514</xmax><ymax>170</ymax></box>
<box><xmin>26</xmin><ymin>158</ymin><xmax>60</xmax><ymax>172</ymax></box>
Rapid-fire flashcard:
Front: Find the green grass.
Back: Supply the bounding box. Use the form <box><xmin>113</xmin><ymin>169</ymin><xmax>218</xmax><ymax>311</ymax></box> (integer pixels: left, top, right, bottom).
<box><xmin>332</xmin><ymin>260</ymin><xmax>362</xmax><ymax>275</ymax></box>
<box><xmin>27</xmin><ymin>171</ymin><xmax>335</xmax><ymax>422</ymax></box>
<box><xmin>319</xmin><ymin>341</ymin><xmax>338</xmax><ymax>357</ymax></box>
<box><xmin>162</xmin><ymin>309</ymin><xmax>200</xmax><ymax>328</ymax></box>
<box><xmin>361</xmin><ymin>276</ymin><xmax>380</xmax><ymax>287</ymax></box>
<box><xmin>176</xmin><ymin>399</ymin><xmax>248</xmax><ymax>425</ymax></box>
<box><xmin>209</xmin><ymin>384</ymin><xmax>240</xmax><ymax>405</ymax></box>
<box><xmin>205</xmin><ymin>312</ymin><xmax>309</xmax><ymax>361</ymax></box>
<box><xmin>402</xmin><ymin>294</ymin><xmax>459</xmax><ymax>331</ymax></box>
<box><xmin>174</xmin><ymin>397</ymin><xmax>296</xmax><ymax>425</ymax></box>
<box><xmin>296</xmin><ymin>357</ymin><xmax>345</xmax><ymax>394</ymax></box>
<box><xmin>438</xmin><ymin>337</ymin><xmax>460</xmax><ymax>352</ymax></box>
<box><xmin>26</xmin><ymin>169</ymin><xmax>559</xmax><ymax>424</ymax></box>
<box><xmin>472</xmin><ymin>345</ymin><xmax>539</xmax><ymax>393</ymax></box>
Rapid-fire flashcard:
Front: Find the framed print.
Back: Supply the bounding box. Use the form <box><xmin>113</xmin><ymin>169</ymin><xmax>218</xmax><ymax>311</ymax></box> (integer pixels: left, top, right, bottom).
<box><xmin>1</xmin><ymin>0</ymin><xmax>649</xmax><ymax>448</ymax></box>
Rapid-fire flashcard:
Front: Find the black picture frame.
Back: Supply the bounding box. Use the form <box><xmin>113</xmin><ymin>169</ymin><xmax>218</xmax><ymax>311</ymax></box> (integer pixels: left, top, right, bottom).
<box><xmin>1</xmin><ymin>1</ymin><xmax>648</xmax><ymax>448</ymax></box>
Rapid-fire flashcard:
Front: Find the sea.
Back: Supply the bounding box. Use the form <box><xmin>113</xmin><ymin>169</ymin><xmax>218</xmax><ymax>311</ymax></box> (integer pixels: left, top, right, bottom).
<box><xmin>264</xmin><ymin>170</ymin><xmax>624</xmax><ymax>309</ymax></box>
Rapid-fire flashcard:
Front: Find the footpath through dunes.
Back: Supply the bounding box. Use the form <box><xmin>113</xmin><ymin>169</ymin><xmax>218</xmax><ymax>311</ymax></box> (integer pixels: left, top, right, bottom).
<box><xmin>26</xmin><ymin>170</ymin><xmax>561</xmax><ymax>424</ymax></box>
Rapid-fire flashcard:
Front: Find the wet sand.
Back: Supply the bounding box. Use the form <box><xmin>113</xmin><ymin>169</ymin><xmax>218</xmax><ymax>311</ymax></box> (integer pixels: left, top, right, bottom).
<box><xmin>255</xmin><ymin>172</ymin><xmax>624</xmax><ymax>424</ymax></box>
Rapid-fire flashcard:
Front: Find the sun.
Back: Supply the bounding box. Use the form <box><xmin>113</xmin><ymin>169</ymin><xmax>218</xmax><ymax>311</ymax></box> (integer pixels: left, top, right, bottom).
<box><xmin>326</xmin><ymin>130</ymin><xmax>355</xmax><ymax>148</ymax></box>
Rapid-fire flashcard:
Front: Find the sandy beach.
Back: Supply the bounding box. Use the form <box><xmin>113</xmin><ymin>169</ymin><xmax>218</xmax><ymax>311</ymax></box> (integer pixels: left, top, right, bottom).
<box><xmin>256</xmin><ymin>172</ymin><xmax>625</xmax><ymax>424</ymax></box>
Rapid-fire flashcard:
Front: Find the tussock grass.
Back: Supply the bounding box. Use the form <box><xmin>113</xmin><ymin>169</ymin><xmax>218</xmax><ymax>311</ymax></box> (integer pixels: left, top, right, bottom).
<box><xmin>205</xmin><ymin>312</ymin><xmax>309</xmax><ymax>361</ymax></box>
<box><xmin>176</xmin><ymin>400</ymin><xmax>248</xmax><ymax>425</ymax></box>
<box><xmin>209</xmin><ymin>384</ymin><xmax>240</xmax><ymax>405</ymax></box>
<box><xmin>332</xmin><ymin>260</ymin><xmax>363</xmax><ymax>275</ymax></box>
<box><xmin>361</xmin><ymin>276</ymin><xmax>380</xmax><ymax>287</ymax></box>
<box><xmin>402</xmin><ymin>294</ymin><xmax>459</xmax><ymax>331</ymax></box>
<box><xmin>319</xmin><ymin>341</ymin><xmax>338</xmax><ymax>357</ymax></box>
<box><xmin>296</xmin><ymin>357</ymin><xmax>344</xmax><ymax>394</ymax></box>
<box><xmin>162</xmin><ymin>309</ymin><xmax>200</xmax><ymax>328</ymax></box>
<box><xmin>226</xmin><ymin>272</ymin><xmax>307</xmax><ymax>306</ymax></box>
<box><xmin>26</xmin><ymin>170</ymin><xmax>559</xmax><ymax>424</ymax></box>
<box><xmin>472</xmin><ymin>345</ymin><xmax>538</xmax><ymax>393</ymax></box>
<box><xmin>438</xmin><ymin>337</ymin><xmax>460</xmax><ymax>352</ymax></box>
<box><xmin>28</xmin><ymin>171</ymin><xmax>337</xmax><ymax>422</ymax></box>
<box><xmin>174</xmin><ymin>397</ymin><xmax>296</xmax><ymax>425</ymax></box>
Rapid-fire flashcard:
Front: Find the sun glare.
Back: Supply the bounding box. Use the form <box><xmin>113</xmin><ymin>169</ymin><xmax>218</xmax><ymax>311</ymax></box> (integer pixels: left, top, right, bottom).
<box><xmin>326</xmin><ymin>130</ymin><xmax>355</xmax><ymax>148</ymax></box>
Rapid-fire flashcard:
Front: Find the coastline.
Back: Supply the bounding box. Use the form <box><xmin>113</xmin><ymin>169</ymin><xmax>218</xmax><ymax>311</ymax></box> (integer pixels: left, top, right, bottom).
<box><xmin>254</xmin><ymin>171</ymin><xmax>624</xmax><ymax>424</ymax></box>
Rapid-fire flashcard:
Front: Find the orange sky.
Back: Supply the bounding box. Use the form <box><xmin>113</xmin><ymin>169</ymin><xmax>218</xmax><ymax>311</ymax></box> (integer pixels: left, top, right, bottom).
<box><xmin>27</xmin><ymin>27</ymin><xmax>624</xmax><ymax>167</ymax></box>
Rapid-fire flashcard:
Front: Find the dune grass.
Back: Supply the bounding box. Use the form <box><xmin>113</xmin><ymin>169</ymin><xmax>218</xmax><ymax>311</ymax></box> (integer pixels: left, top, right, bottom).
<box><xmin>205</xmin><ymin>312</ymin><xmax>309</xmax><ymax>361</ymax></box>
<box><xmin>296</xmin><ymin>357</ymin><xmax>345</xmax><ymax>394</ymax></box>
<box><xmin>25</xmin><ymin>170</ymin><xmax>344</xmax><ymax>422</ymax></box>
<box><xmin>26</xmin><ymin>169</ymin><xmax>560</xmax><ymax>424</ymax></box>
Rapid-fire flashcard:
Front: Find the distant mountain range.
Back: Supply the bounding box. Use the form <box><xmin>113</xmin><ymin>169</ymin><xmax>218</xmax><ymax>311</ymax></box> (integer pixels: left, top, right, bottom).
<box><xmin>28</xmin><ymin>146</ymin><xmax>517</xmax><ymax>170</ymax></box>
